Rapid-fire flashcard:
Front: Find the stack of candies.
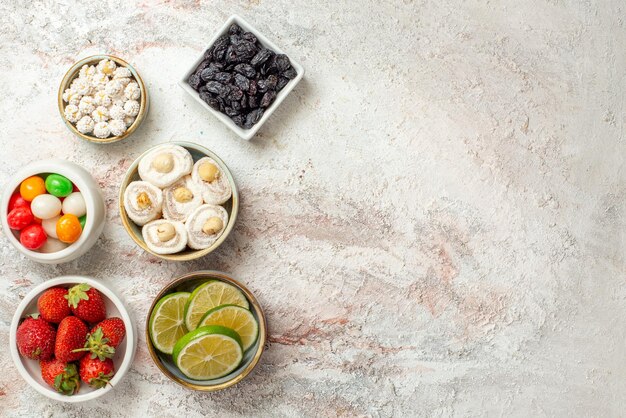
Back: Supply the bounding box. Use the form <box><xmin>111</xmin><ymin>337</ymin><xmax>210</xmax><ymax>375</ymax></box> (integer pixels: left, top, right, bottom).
<box><xmin>7</xmin><ymin>174</ymin><xmax>87</xmax><ymax>252</ymax></box>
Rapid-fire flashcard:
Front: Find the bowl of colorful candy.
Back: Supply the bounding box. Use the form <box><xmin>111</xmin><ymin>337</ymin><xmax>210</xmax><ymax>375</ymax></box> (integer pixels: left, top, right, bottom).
<box><xmin>1</xmin><ymin>159</ymin><xmax>106</xmax><ymax>264</ymax></box>
<box><xmin>9</xmin><ymin>276</ymin><xmax>136</xmax><ymax>402</ymax></box>
<box><xmin>118</xmin><ymin>142</ymin><xmax>238</xmax><ymax>261</ymax></box>
<box><xmin>145</xmin><ymin>270</ymin><xmax>266</xmax><ymax>391</ymax></box>
<box><xmin>58</xmin><ymin>55</ymin><xmax>148</xmax><ymax>144</ymax></box>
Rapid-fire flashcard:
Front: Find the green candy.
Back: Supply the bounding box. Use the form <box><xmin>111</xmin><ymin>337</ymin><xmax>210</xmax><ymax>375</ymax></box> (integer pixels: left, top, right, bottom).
<box><xmin>45</xmin><ymin>174</ymin><xmax>73</xmax><ymax>197</ymax></box>
<box><xmin>79</xmin><ymin>215</ymin><xmax>86</xmax><ymax>229</ymax></box>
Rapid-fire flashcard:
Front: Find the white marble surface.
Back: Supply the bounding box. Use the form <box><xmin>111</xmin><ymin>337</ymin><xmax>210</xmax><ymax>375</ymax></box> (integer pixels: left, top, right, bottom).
<box><xmin>0</xmin><ymin>1</ymin><xmax>625</xmax><ymax>417</ymax></box>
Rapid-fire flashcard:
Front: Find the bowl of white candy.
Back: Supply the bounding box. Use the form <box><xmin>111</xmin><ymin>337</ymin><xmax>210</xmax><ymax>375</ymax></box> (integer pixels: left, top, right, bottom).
<box><xmin>119</xmin><ymin>142</ymin><xmax>238</xmax><ymax>261</ymax></box>
<box><xmin>58</xmin><ymin>55</ymin><xmax>149</xmax><ymax>144</ymax></box>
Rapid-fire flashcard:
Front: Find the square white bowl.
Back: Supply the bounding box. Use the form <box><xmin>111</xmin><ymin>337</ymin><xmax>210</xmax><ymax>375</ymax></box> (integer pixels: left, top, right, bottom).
<box><xmin>179</xmin><ymin>14</ymin><xmax>304</xmax><ymax>140</ymax></box>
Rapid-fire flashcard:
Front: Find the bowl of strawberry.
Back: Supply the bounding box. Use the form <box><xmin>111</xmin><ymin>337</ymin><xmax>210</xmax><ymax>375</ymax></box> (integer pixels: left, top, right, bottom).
<box><xmin>9</xmin><ymin>277</ymin><xmax>136</xmax><ymax>402</ymax></box>
<box><xmin>1</xmin><ymin>159</ymin><xmax>106</xmax><ymax>264</ymax></box>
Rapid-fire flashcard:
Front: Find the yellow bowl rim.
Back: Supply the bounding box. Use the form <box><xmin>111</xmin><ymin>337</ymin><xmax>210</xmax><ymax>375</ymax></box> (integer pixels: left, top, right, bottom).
<box><xmin>145</xmin><ymin>270</ymin><xmax>267</xmax><ymax>391</ymax></box>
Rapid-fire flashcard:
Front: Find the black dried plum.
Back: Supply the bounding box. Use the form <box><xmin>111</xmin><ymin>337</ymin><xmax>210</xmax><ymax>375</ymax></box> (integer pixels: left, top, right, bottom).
<box><xmin>230</xmin><ymin>35</ymin><xmax>241</xmax><ymax>45</ymax></box>
<box><xmin>188</xmin><ymin>74</ymin><xmax>201</xmax><ymax>90</ymax></box>
<box><xmin>232</xmin><ymin>114</ymin><xmax>244</xmax><ymax>127</ymax></box>
<box><xmin>248</xmin><ymin>80</ymin><xmax>258</xmax><ymax>96</ymax></box>
<box><xmin>199</xmin><ymin>91</ymin><xmax>212</xmax><ymax>102</ymax></box>
<box><xmin>212</xmin><ymin>35</ymin><xmax>229</xmax><ymax>61</ymax></box>
<box><xmin>234</xmin><ymin>73</ymin><xmax>250</xmax><ymax>91</ymax></box>
<box><xmin>248</xmin><ymin>80</ymin><xmax>259</xmax><ymax>96</ymax></box>
<box><xmin>266</xmin><ymin>75</ymin><xmax>278</xmax><ymax>90</ymax></box>
<box><xmin>229</xmin><ymin>23</ymin><xmax>242</xmax><ymax>35</ymax></box>
<box><xmin>260</xmin><ymin>90</ymin><xmax>277</xmax><ymax>108</ymax></box>
<box><xmin>235</xmin><ymin>42</ymin><xmax>258</xmax><ymax>60</ymax></box>
<box><xmin>257</xmin><ymin>78</ymin><xmax>269</xmax><ymax>93</ymax></box>
<box><xmin>275</xmin><ymin>54</ymin><xmax>291</xmax><ymax>72</ymax></box>
<box><xmin>205</xmin><ymin>81</ymin><xmax>227</xmax><ymax>95</ymax></box>
<box><xmin>242</xmin><ymin>32</ymin><xmax>257</xmax><ymax>44</ymax></box>
<box><xmin>282</xmin><ymin>66</ymin><xmax>297</xmax><ymax>79</ymax></box>
<box><xmin>276</xmin><ymin>76</ymin><xmax>289</xmax><ymax>91</ymax></box>
<box><xmin>244</xmin><ymin>108</ymin><xmax>264</xmax><ymax>129</ymax></box>
<box><xmin>208</xmin><ymin>98</ymin><xmax>220</xmax><ymax>111</ymax></box>
<box><xmin>224</xmin><ymin>106</ymin><xmax>240</xmax><ymax>117</ymax></box>
<box><xmin>234</xmin><ymin>63</ymin><xmax>256</xmax><ymax>78</ymax></box>
<box><xmin>213</xmin><ymin>72</ymin><xmax>233</xmax><ymax>84</ymax></box>
<box><xmin>240</xmin><ymin>95</ymin><xmax>248</xmax><ymax>109</ymax></box>
<box><xmin>227</xmin><ymin>86</ymin><xmax>244</xmax><ymax>101</ymax></box>
<box><xmin>200</xmin><ymin>63</ymin><xmax>221</xmax><ymax>81</ymax></box>
<box><xmin>248</xmin><ymin>95</ymin><xmax>259</xmax><ymax>108</ymax></box>
<box><xmin>251</xmin><ymin>48</ymin><xmax>272</xmax><ymax>67</ymax></box>
<box><xmin>203</xmin><ymin>46</ymin><xmax>214</xmax><ymax>60</ymax></box>
<box><xmin>261</xmin><ymin>58</ymin><xmax>279</xmax><ymax>76</ymax></box>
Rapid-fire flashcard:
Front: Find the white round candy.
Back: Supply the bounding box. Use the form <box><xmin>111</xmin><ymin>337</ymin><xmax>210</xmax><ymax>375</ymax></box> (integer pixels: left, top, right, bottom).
<box><xmin>76</xmin><ymin>116</ymin><xmax>95</xmax><ymax>134</ymax></box>
<box><xmin>31</xmin><ymin>194</ymin><xmax>62</xmax><ymax>219</ymax></box>
<box><xmin>109</xmin><ymin>119</ymin><xmax>126</xmax><ymax>137</ymax></box>
<box><xmin>42</xmin><ymin>216</ymin><xmax>61</xmax><ymax>239</ymax></box>
<box><xmin>93</xmin><ymin>122</ymin><xmax>110</xmax><ymax>138</ymax></box>
<box><xmin>62</xmin><ymin>192</ymin><xmax>86</xmax><ymax>217</ymax></box>
<box><xmin>124</xmin><ymin>100</ymin><xmax>140</xmax><ymax>117</ymax></box>
<box><xmin>38</xmin><ymin>238</ymin><xmax>68</xmax><ymax>253</ymax></box>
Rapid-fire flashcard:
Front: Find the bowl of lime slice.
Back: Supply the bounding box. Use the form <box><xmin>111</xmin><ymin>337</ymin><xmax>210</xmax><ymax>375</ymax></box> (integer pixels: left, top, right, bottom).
<box><xmin>146</xmin><ymin>270</ymin><xmax>266</xmax><ymax>391</ymax></box>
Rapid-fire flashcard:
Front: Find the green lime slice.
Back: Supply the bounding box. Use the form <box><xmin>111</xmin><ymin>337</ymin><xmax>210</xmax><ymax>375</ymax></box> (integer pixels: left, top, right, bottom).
<box><xmin>184</xmin><ymin>281</ymin><xmax>249</xmax><ymax>331</ymax></box>
<box><xmin>173</xmin><ymin>325</ymin><xmax>243</xmax><ymax>380</ymax></box>
<box><xmin>149</xmin><ymin>292</ymin><xmax>190</xmax><ymax>354</ymax></box>
<box><xmin>198</xmin><ymin>305</ymin><xmax>258</xmax><ymax>351</ymax></box>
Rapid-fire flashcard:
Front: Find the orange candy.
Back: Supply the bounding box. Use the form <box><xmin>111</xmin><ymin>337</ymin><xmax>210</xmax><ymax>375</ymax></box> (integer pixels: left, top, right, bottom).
<box><xmin>20</xmin><ymin>176</ymin><xmax>46</xmax><ymax>202</ymax></box>
<box><xmin>56</xmin><ymin>214</ymin><xmax>82</xmax><ymax>243</ymax></box>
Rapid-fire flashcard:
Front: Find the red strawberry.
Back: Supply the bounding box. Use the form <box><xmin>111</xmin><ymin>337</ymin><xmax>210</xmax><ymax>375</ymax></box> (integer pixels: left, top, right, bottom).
<box><xmin>79</xmin><ymin>355</ymin><xmax>115</xmax><ymax>389</ymax></box>
<box><xmin>65</xmin><ymin>284</ymin><xmax>106</xmax><ymax>323</ymax></box>
<box><xmin>91</xmin><ymin>318</ymin><xmax>126</xmax><ymax>349</ymax></box>
<box><xmin>55</xmin><ymin>316</ymin><xmax>88</xmax><ymax>362</ymax></box>
<box><xmin>74</xmin><ymin>318</ymin><xmax>126</xmax><ymax>361</ymax></box>
<box><xmin>40</xmin><ymin>358</ymin><xmax>80</xmax><ymax>395</ymax></box>
<box><xmin>16</xmin><ymin>315</ymin><xmax>56</xmax><ymax>360</ymax></box>
<box><xmin>38</xmin><ymin>287</ymin><xmax>71</xmax><ymax>323</ymax></box>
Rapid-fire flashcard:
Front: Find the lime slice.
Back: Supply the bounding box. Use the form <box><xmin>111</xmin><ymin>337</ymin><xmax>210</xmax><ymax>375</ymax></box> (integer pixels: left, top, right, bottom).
<box><xmin>184</xmin><ymin>281</ymin><xmax>249</xmax><ymax>331</ymax></box>
<box><xmin>198</xmin><ymin>305</ymin><xmax>259</xmax><ymax>351</ymax></box>
<box><xmin>149</xmin><ymin>292</ymin><xmax>190</xmax><ymax>354</ymax></box>
<box><xmin>173</xmin><ymin>325</ymin><xmax>243</xmax><ymax>380</ymax></box>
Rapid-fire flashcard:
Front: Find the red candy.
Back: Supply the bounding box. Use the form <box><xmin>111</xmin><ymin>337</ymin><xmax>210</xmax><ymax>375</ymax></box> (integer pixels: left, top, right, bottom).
<box><xmin>7</xmin><ymin>206</ymin><xmax>34</xmax><ymax>230</ymax></box>
<box><xmin>9</xmin><ymin>193</ymin><xmax>30</xmax><ymax>211</ymax></box>
<box><xmin>20</xmin><ymin>224</ymin><xmax>47</xmax><ymax>250</ymax></box>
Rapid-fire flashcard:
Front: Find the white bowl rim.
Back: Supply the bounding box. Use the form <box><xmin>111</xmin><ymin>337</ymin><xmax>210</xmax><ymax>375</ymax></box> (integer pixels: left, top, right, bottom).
<box><xmin>178</xmin><ymin>14</ymin><xmax>305</xmax><ymax>140</ymax></box>
<box><xmin>0</xmin><ymin>159</ymin><xmax>104</xmax><ymax>262</ymax></box>
<box><xmin>9</xmin><ymin>276</ymin><xmax>136</xmax><ymax>403</ymax></box>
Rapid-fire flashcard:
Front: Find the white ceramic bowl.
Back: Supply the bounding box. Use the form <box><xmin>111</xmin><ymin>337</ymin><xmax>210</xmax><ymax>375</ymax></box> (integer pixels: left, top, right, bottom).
<box><xmin>1</xmin><ymin>159</ymin><xmax>106</xmax><ymax>264</ymax></box>
<box><xmin>9</xmin><ymin>276</ymin><xmax>137</xmax><ymax>403</ymax></box>
<box><xmin>179</xmin><ymin>14</ymin><xmax>305</xmax><ymax>140</ymax></box>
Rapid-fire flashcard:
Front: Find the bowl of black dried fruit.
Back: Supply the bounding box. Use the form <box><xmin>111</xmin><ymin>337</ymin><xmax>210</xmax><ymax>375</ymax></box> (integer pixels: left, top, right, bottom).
<box><xmin>180</xmin><ymin>14</ymin><xmax>304</xmax><ymax>140</ymax></box>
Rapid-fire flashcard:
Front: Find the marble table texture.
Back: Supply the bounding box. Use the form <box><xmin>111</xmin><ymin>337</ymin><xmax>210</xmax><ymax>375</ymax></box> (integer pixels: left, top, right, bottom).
<box><xmin>0</xmin><ymin>0</ymin><xmax>624</xmax><ymax>417</ymax></box>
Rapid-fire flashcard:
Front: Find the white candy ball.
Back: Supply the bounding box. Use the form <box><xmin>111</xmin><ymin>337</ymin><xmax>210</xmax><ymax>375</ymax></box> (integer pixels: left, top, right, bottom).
<box><xmin>62</xmin><ymin>192</ymin><xmax>86</xmax><ymax>217</ymax></box>
<box><xmin>31</xmin><ymin>194</ymin><xmax>62</xmax><ymax>219</ymax></box>
<box><xmin>38</xmin><ymin>238</ymin><xmax>68</xmax><ymax>253</ymax></box>
<box><xmin>42</xmin><ymin>216</ymin><xmax>61</xmax><ymax>239</ymax></box>
<box><xmin>124</xmin><ymin>100</ymin><xmax>140</xmax><ymax>117</ymax></box>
